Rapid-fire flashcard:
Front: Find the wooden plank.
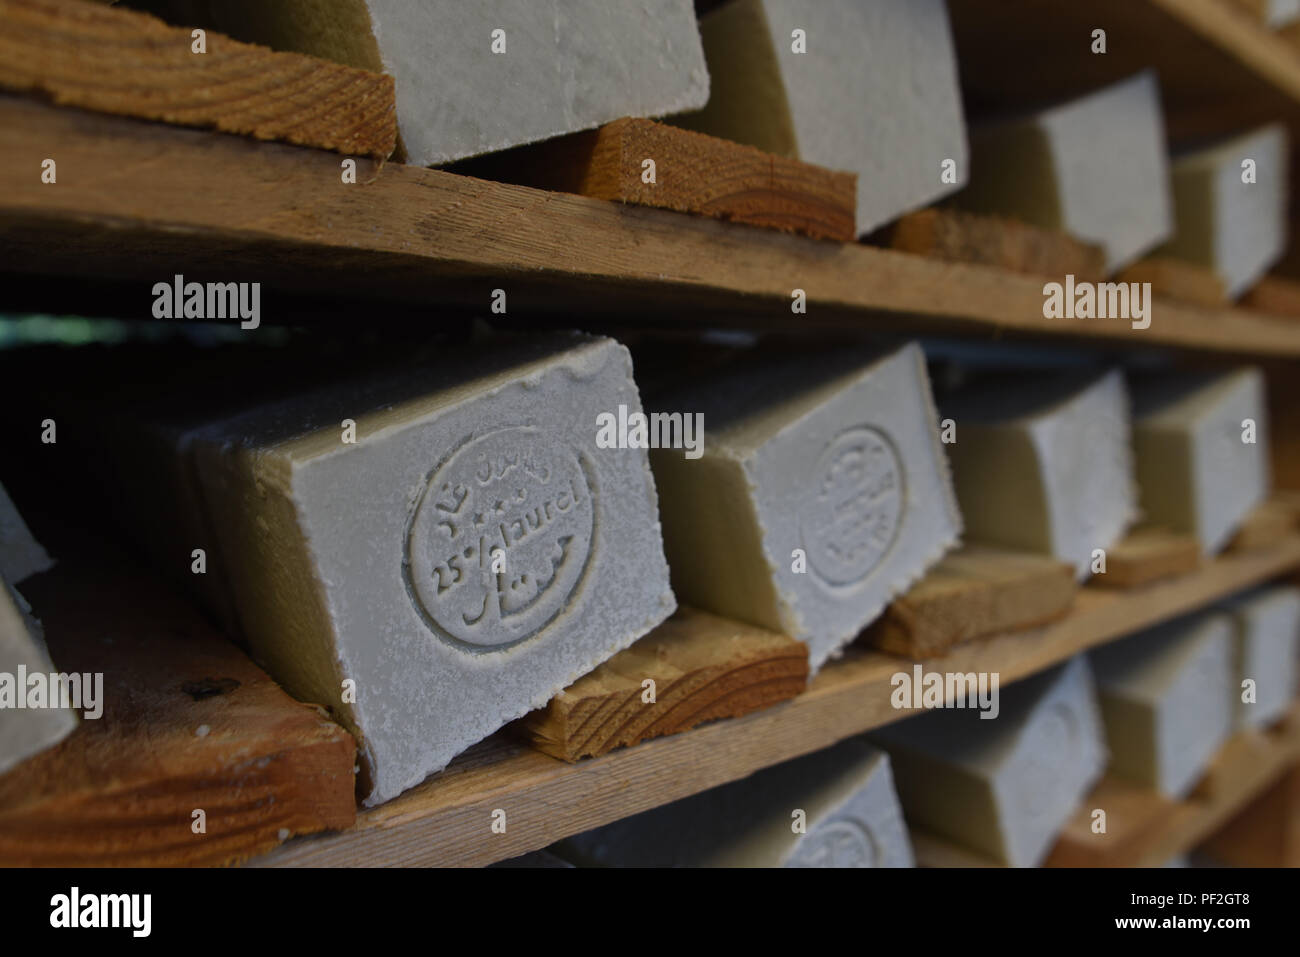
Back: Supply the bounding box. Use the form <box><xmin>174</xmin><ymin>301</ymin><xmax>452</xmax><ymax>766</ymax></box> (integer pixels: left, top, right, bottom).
<box><xmin>886</xmin><ymin>208</ymin><xmax>1105</xmax><ymax>281</ymax></box>
<box><xmin>0</xmin><ymin>0</ymin><xmax>395</xmax><ymax>158</ymax></box>
<box><xmin>1226</xmin><ymin>497</ymin><xmax>1300</xmax><ymax>550</ymax></box>
<box><xmin>460</xmin><ymin>117</ymin><xmax>856</xmax><ymax>241</ymax></box>
<box><xmin>865</xmin><ymin>546</ymin><xmax>1078</xmax><ymax>658</ymax></box>
<box><xmin>1199</xmin><ymin>763</ymin><xmax>1300</xmax><ymax>866</ymax></box>
<box><xmin>1242</xmin><ymin>275</ymin><xmax>1300</xmax><ymax>316</ymax></box>
<box><xmin>1095</xmin><ymin>527</ymin><xmax>1203</xmax><ymax>589</ymax></box>
<box><xmin>7</xmin><ymin>97</ymin><xmax>1300</xmax><ymax>356</ymax></box>
<box><xmin>253</xmin><ymin>536</ymin><xmax>1300</xmax><ymax>867</ymax></box>
<box><xmin>1045</xmin><ymin>703</ymin><xmax>1300</xmax><ymax>867</ymax></box>
<box><xmin>1117</xmin><ymin>257</ymin><xmax>1228</xmax><ymax>308</ymax></box>
<box><xmin>0</xmin><ymin>554</ymin><xmax>357</xmax><ymax>867</ymax></box>
<box><xmin>518</xmin><ymin>607</ymin><xmax>808</xmax><ymax>763</ymax></box>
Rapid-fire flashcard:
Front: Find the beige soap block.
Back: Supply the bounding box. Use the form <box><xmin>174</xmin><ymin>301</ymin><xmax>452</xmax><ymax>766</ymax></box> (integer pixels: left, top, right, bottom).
<box><xmin>1090</xmin><ymin>612</ymin><xmax>1234</xmax><ymax>798</ymax></box>
<box><xmin>1130</xmin><ymin>368</ymin><xmax>1269</xmax><ymax>555</ymax></box>
<box><xmin>182</xmin><ymin>335</ymin><xmax>675</xmax><ymax>805</ymax></box>
<box><xmin>941</xmin><ymin>369</ymin><xmax>1137</xmax><ymax>579</ymax></box>
<box><xmin>1157</xmin><ymin>125</ymin><xmax>1289</xmax><ymax>299</ymax></box>
<box><xmin>873</xmin><ymin>655</ymin><xmax>1108</xmax><ymax>868</ymax></box>
<box><xmin>1221</xmin><ymin>586</ymin><xmax>1300</xmax><ymax>730</ymax></box>
<box><xmin>678</xmin><ymin>0</ymin><xmax>969</xmax><ymax>235</ymax></box>
<box><xmin>954</xmin><ymin>72</ymin><xmax>1173</xmax><ymax>273</ymax></box>
<box><xmin>559</xmin><ymin>739</ymin><xmax>913</xmax><ymax>867</ymax></box>
<box><xmin>650</xmin><ymin>342</ymin><xmax>961</xmax><ymax>671</ymax></box>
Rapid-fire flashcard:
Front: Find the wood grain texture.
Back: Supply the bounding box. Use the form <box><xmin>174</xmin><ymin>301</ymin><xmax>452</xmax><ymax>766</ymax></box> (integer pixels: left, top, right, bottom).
<box><xmin>888</xmin><ymin>208</ymin><xmax>1105</xmax><ymax>281</ymax></box>
<box><xmin>1117</xmin><ymin>257</ymin><xmax>1229</xmax><ymax>307</ymax></box>
<box><xmin>462</xmin><ymin>117</ymin><xmax>856</xmax><ymax>241</ymax></box>
<box><xmin>7</xmin><ymin>97</ymin><xmax>1300</xmax><ymax>356</ymax></box>
<box><xmin>865</xmin><ymin>547</ymin><xmax>1078</xmax><ymax>658</ymax></box>
<box><xmin>253</xmin><ymin>536</ymin><xmax>1300</xmax><ymax>867</ymax></box>
<box><xmin>0</xmin><ymin>554</ymin><xmax>356</xmax><ymax>866</ymax></box>
<box><xmin>1044</xmin><ymin>703</ymin><xmax>1300</xmax><ymax>867</ymax></box>
<box><xmin>1094</xmin><ymin>527</ymin><xmax>1203</xmax><ymax>589</ymax></box>
<box><xmin>0</xmin><ymin>0</ymin><xmax>395</xmax><ymax>158</ymax></box>
<box><xmin>519</xmin><ymin>607</ymin><xmax>807</xmax><ymax>762</ymax></box>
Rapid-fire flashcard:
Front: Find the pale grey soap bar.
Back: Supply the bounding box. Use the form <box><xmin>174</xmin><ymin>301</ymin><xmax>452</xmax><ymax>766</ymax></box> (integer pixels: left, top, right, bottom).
<box><xmin>678</xmin><ymin>0</ymin><xmax>969</xmax><ymax>235</ymax></box>
<box><xmin>650</xmin><ymin>342</ymin><xmax>961</xmax><ymax>672</ymax></box>
<box><xmin>1158</xmin><ymin>125</ymin><xmax>1289</xmax><ymax>299</ymax></box>
<box><xmin>559</xmin><ymin>739</ymin><xmax>913</xmax><ymax>867</ymax></box>
<box><xmin>191</xmin><ymin>335</ymin><xmax>676</xmax><ymax>805</ymax></box>
<box><xmin>0</xmin><ymin>482</ymin><xmax>53</xmax><ymax>585</ymax></box>
<box><xmin>953</xmin><ymin>72</ymin><xmax>1173</xmax><ymax>273</ymax></box>
<box><xmin>0</xmin><ymin>578</ymin><xmax>77</xmax><ymax>775</ymax></box>
<box><xmin>1130</xmin><ymin>367</ymin><xmax>1269</xmax><ymax>555</ymax></box>
<box><xmin>1221</xmin><ymin>585</ymin><xmax>1300</xmax><ymax>730</ymax></box>
<box><xmin>941</xmin><ymin>369</ymin><xmax>1137</xmax><ymax>580</ymax></box>
<box><xmin>1090</xmin><ymin>612</ymin><xmax>1234</xmax><ymax>798</ymax></box>
<box><xmin>872</xmin><ymin>656</ymin><xmax>1107</xmax><ymax>868</ymax></box>
<box><xmin>368</xmin><ymin>0</ymin><xmax>709</xmax><ymax>165</ymax></box>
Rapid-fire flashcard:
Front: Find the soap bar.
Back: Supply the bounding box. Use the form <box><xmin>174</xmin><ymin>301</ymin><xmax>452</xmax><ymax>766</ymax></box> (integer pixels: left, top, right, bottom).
<box><xmin>0</xmin><ymin>482</ymin><xmax>53</xmax><ymax>585</ymax></box>
<box><xmin>941</xmin><ymin>369</ymin><xmax>1138</xmax><ymax>579</ymax></box>
<box><xmin>1221</xmin><ymin>586</ymin><xmax>1300</xmax><ymax>730</ymax></box>
<box><xmin>1130</xmin><ymin>367</ymin><xmax>1269</xmax><ymax>555</ymax></box>
<box><xmin>953</xmin><ymin>72</ymin><xmax>1173</xmax><ymax>273</ymax></box>
<box><xmin>677</xmin><ymin>0</ymin><xmax>968</xmax><ymax>235</ymax></box>
<box><xmin>138</xmin><ymin>0</ymin><xmax>709</xmax><ymax>166</ymax></box>
<box><xmin>559</xmin><ymin>739</ymin><xmax>913</xmax><ymax>867</ymax></box>
<box><xmin>0</xmin><ymin>577</ymin><xmax>78</xmax><ymax>775</ymax></box>
<box><xmin>1157</xmin><ymin>125</ymin><xmax>1289</xmax><ymax>299</ymax></box>
<box><xmin>872</xmin><ymin>655</ymin><xmax>1107</xmax><ymax>868</ymax></box>
<box><xmin>1090</xmin><ymin>612</ymin><xmax>1234</xmax><ymax>798</ymax></box>
<box><xmin>649</xmin><ymin>342</ymin><xmax>961</xmax><ymax>671</ymax></box>
<box><xmin>189</xmin><ymin>335</ymin><xmax>675</xmax><ymax>805</ymax></box>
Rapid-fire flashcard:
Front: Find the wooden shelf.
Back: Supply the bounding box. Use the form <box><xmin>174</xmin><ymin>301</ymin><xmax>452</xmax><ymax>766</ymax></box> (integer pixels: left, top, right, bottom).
<box><xmin>251</xmin><ymin>535</ymin><xmax>1300</xmax><ymax>867</ymax></box>
<box><xmin>5</xmin><ymin>94</ymin><xmax>1300</xmax><ymax>355</ymax></box>
<box><xmin>911</xmin><ymin>702</ymin><xmax>1300</xmax><ymax>868</ymax></box>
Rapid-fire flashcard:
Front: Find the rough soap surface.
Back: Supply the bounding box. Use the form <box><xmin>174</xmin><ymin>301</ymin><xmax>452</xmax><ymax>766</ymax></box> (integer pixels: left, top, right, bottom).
<box><xmin>0</xmin><ymin>578</ymin><xmax>78</xmax><ymax>776</ymax></box>
<box><xmin>1221</xmin><ymin>585</ymin><xmax>1300</xmax><ymax>729</ymax></box>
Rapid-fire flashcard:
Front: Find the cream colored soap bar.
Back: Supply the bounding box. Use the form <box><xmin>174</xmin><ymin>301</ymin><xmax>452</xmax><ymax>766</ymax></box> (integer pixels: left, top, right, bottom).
<box><xmin>188</xmin><ymin>335</ymin><xmax>675</xmax><ymax>805</ymax></box>
<box><xmin>678</xmin><ymin>0</ymin><xmax>968</xmax><ymax>235</ymax></box>
<box><xmin>1158</xmin><ymin>125</ymin><xmax>1288</xmax><ymax>299</ymax></box>
<box><xmin>650</xmin><ymin>342</ymin><xmax>961</xmax><ymax>672</ymax></box>
<box><xmin>1221</xmin><ymin>586</ymin><xmax>1300</xmax><ymax>729</ymax></box>
<box><xmin>559</xmin><ymin>740</ymin><xmax>913</xmax><ymax>867</ymax></box>
<box><xmin>1130</xmin><ymin>367</ymin><xmax>1269</xmax><ymax>555</ymax></box>
<box><xmin>1090</xmin><ymin>612</ymin><xmax>1234</xmax><ymax>798</ymax></box>
<box><xmin>0</xmin><ymin>577</ymin><xmax>77</xmax><ymax>775</ymax></box>
<box><xmin>873</xmin><ymin>656</ymin><xmax>1107</xmax><ymax>868</ymax></box>
<box><xmin>941</xmin><ymin>369</ymin><xmax>1137</xmax><ymax>579</ymax></box>
<box><xmin>953</xmin><ymin>72</ymin><xmax>1173</xmax><ymax>272</ymax></box>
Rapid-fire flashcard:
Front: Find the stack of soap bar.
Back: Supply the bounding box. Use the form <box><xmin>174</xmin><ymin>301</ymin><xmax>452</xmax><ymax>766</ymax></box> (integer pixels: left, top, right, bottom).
<box><xmin>1130</xmin><ymin>367</ymin><xmax>1269</xmax><ymax>555</ymax></box>
<box><xmin>940</xmin><ymin>369</ymin><xmax>1137</xmax><ymax>579</ymax></box>
<box><xmin>115</xmin><ymin>335</ymin><xmax>673</xmax><ymax>805</ymax></box>
<box><xmin>649</xmin><ymin>342</ymin><xmax>961</xmax><ymax>671</ymax></box>
<box><xmin>559</xmin><ymin>739</ymin><xmax>913</xmax><ymax>867</ymax></box>
<box><xmin>0</xmin><ymin>484</ymin><xmax>75</xmax><ymax>776</ymax></box>
<box><xmin>1157</xmin><ymin>125</ymin><xmax>1289</xmax><ymax>299</ymax></box>
<box><xmin>1221</xmin><ymin>586</ymin><xmax>1300</xmax><ymax>729</ymax></box>
<box><xmin>872</xmin><ymin>655</ymin><xmax>1107</xmax><ymax>868</ymax></box>
<box><xmin>1090</xmin><ymin>612</ymin><xmax>1234</xmax><ymax>798</ymax></box>
<box><xmin>137</xmin><ymin>0</ymin><xmax>709</xmax><ymax>165</ymax></box>
<box><xmin>677</xmin><ymin>0</ymin><xmax>969</xmax><ymax>235</ymax></box>
<box><xmin>953</xmin><ymin>72</ymin><xmax>1173</xmax><ymax>272</ymax></box>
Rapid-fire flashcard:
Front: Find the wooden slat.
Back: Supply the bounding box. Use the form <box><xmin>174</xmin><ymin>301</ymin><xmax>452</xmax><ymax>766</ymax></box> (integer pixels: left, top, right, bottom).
<box><xmin>1242</xmin><ymin>275</ymin><xmax>1300</xmax><ymax>317</ymax></box>
<box><xmin>518</xmin><ymin>607</ymin><xmax>808</xmax><ymax>762</ymax></box>
<box><xmin>8</xmin><ymin>97</ymin><xmax>1300</xmax><ymax>355</ymax></box>
<box><xmin>1227</xmin><ymin>496</ymin><xmax>1300</xmax><ymax>550</ymax></box>
<box><xmin>1199</xmin><ymin>763</ymin><xmax>1300</xmax><ymax>866</ymax></box>
<box><xmin>0</xmin><ymin>0</ymin><xmax>395</xmax><ymax>158</ymax></box>
<box><xmin>887</xmin><ymin>208</ymin><xmax>1105</xmax><ymax>281</ymax></box>
<box><xmin>1095</xmin><ymin>528</ymin><xmax>1203</xmax><ymax>589</ymax></box>
<box><xmin>0</xmin><ymin>556</ymin><xmax>357</xmax><ymax>867</ymax></box>
<box><xmin>865</xmin><ymin>546</ymin><xmax>1077</xmax><ymax>658</ymax></box>
<box><xmin>460</xmin><ymin>117</ymin><xmax>856</xmax><ymax>241</ymax></box>
<box><xmin>254</xmin><ymin>536</ymin><xmax>1300</xmax><ymax>867</ymax></box>
<box><xmin>1117</xmin><ymin>257</ymin><xmax>1228</xmax><ymax>308</ymax></box>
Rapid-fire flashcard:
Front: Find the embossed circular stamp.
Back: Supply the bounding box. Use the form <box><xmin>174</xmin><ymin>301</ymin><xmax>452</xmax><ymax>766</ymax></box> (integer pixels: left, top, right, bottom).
<box><xmin>787</xmin><ymin>819</ymin><xmax>878</xmax><ymax>868</ymax></box>
<box><xmin>405</xmin><ymin>427</ymin><xmax>595</xmax><ymax>650</ymax></box>
<box><xmin>799</xmin><ymin>426</ymin><xmax>904</xmax><ymax>588</ymax></box>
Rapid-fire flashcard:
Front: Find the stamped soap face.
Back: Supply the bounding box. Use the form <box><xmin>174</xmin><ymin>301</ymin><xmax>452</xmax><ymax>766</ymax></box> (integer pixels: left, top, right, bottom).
<box><xmin>405</xmin><ymin>426</ymin><xmax>596</xmax><ymax>651</ymax></box>
<box><xmin>787</xmin><ymin>818</ymin><xmax>879</xmax><ymax>868</ymax></box>
<box><xmin>799</xmin><ymin>427</ymin><xmax>904</xmax><ymax>590</ymax></box>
